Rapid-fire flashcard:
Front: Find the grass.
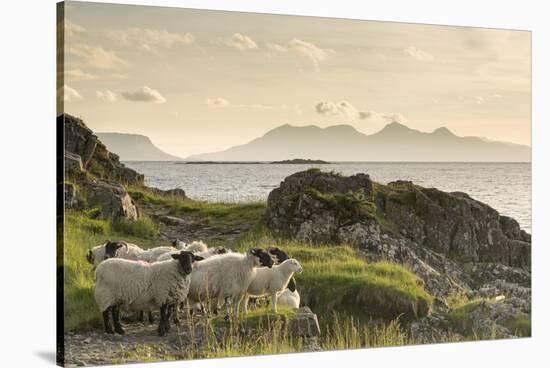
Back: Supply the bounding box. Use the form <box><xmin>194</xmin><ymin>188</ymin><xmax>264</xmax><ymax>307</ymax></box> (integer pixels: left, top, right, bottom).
<box><xmin>502</xmin><ymin>313</ymin><xmax>531</xmax><ymax>337</ymax></box>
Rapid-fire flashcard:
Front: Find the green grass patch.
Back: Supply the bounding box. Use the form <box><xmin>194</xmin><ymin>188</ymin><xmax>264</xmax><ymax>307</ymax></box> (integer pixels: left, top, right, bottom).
<box><xmin>448</xmin><ymin>299</ymin><xmax>484</xmax><ymax>336</ymax></box>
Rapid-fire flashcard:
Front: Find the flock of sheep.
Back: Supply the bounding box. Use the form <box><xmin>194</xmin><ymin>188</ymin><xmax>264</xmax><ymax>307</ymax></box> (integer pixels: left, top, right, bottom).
<box><xmin>87</xmin><ymin>240</ymin><xmax>303</xmax><ymax>336</ymax></box>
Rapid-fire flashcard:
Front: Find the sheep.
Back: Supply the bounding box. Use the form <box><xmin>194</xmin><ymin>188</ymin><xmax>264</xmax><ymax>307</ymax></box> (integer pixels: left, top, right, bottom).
<box><xmin>157</xmin><ymin>246</ymin><xmax>229</xmax><ymax>262</ymax></box>
<box><xmin>244</xmin><ymin>258</ymin><xmax>302</xmax><ymax>313</ymax></box>
<box><xmin>86</xmin><ymin>240</ymin><xmax>175</xmax><ymax>267</ymax></box>
<box><xmin>94</xmin><ymin>250</ymin><xmax>202</xmax><ymax>336</ymax></box>
<box><xmin>171</xmin><ymin>239</ymin><xmax>208</xmax><ymax>253</ymax></box>
<box><xmin>276</xmin><ymin>284</ymin><xmax>301</xmax><ymax>309</ymax></box>
<box><xmin>187</xmin><ymin>248</ymin><xmax>273</xmax><ymax>320</ymax></box>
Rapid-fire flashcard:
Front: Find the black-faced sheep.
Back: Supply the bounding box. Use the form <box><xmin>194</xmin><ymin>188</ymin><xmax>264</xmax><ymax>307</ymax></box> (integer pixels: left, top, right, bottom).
<box><xmin>94</xmin><ymin>250</ymin><xmax>201</xmax><ymax>336</ymax></box>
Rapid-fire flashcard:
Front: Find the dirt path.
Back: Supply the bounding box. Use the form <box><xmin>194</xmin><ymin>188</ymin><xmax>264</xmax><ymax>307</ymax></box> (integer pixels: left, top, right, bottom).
<box><xmin>64</xmin><ymin>316</ymin><xmax>210</xmax><ymax>366</ymax></box>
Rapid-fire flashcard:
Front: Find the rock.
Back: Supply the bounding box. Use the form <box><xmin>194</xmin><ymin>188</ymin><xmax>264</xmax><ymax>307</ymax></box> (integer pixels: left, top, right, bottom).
<box><xmin>290</xmin><ymin>306</ymin><xmax>321</xmax><ymax>337</ymax></box>
<box><xmin>160</xmin><ymin>215</ymin><xmax>186</xmax><ymax>226</ymax></box>
<box><xmin>61</xmin><ymin>114</ymin><xmax>144</xmax><ymax>185</ymax></box>
<box><xmin>65</xmin><ymin>151</ymin><xmax>83</xmax><ymax>173</ymax></box>
<box><xmin>84</xmin><ymin>179</ymin><xmax>139</xmax><ymax>221</ymax></box>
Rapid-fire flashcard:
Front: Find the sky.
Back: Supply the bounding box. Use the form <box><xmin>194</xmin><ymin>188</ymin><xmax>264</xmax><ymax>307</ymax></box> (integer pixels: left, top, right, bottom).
<box><xmin>60</xmin><ymin>1</ymin><xmax>531</xmax><ymax>158</ymax></box>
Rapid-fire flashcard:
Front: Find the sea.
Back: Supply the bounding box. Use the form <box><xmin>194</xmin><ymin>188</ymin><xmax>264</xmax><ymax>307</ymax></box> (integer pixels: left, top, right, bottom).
<box><xmin>123</xmin><ymin>162</ymin><xmax>532</xmax><ymax>233</ymax></box>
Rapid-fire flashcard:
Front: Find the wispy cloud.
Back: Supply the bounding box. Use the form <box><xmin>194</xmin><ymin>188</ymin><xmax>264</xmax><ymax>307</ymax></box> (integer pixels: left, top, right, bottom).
<box><xmin>226</xmin><ymin>33</ymin><xmax>258</xmax><ymax>51</ymax></box>
<box><xmin>96</xmin><ymin>90</ymin><xmax>118</xmax><ymax>102</ymax></box>
<box><xmin>404</xmin><ymin>46</ymin><xmax>434</xmax><ymax>61</ymax></box>
<box><xmin>109</xmin><ymin>27</ymin><xmax>194</xmax><ymax>52</ymax></box>
<box><xmin>68</xmin><ymin>44</ymin><xmax>127</xmax><ymax>69</ymax></box>
<box><xmin>120</xmin><ymin>86</ymin><xmax>166</xmax><ymax>103</ymax></box>
<box><xmin>316</xmin><ymin>101</ymin><xmax>404</xmax><ymax>124</ymax></box>
<box><xmin>269</xmin><ymin>39</ymin><xmax>328</xmax><ymax>69</ymax></box>
<box><xmin>59</xmin><ymin>85</ymin><xmax>82</xmax><ymax>102</ymax></box>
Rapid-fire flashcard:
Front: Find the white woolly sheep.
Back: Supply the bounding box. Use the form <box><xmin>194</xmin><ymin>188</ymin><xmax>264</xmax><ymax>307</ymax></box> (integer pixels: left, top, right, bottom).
<box><xmin>276</xmin><ymin>288</ymin><xmax>301</xmax><ymax>309</ymax></box>
<box><xmin>187</xmin><ymin>248</ymin><xmax>273</xmax><ymax>320</ymax></box>
<box><xmin>244</xmin><ymin>258</ymin><xmax>302</xmax><ymax>313</ymax></box>
<box><xmin>86</xmin><ymin>240</ymin><xmax>175</xmax><ymax>267</ymax></box>
<box><xmin>171</xmin><ymin>239</ymin><xmax>208</xmax><ymax>253</ymax></box>
<box><xmin>94</xmin><ymin>250</ymin><xmax>201</xmax><ymax>336</ymax></box>
<box><xmin>157</xmin><ymin>246</ymin><xmax>229</xmax><ymax>262</ymax></box>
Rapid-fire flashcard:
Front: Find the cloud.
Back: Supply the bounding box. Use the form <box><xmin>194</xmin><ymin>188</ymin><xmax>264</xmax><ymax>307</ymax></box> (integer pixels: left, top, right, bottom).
<box><xmin>65</xmin><ymin>69</ymin><xmax>98</xmax><ymax>81</ymax></box>
<box><xmin>315</xmin><ymin>101</ymin><xmax>404</xmax><ymax>124</ymax></box>
<box><xmin>359</xmin><ymin>111</ymin><xmax>405</xmax><ymax>124</ymax></box>
<box><xmin>120</xmin><ymin>86</ymin><xmax>166</xmax><ymax>103</ymax></box>
<box><xmin>287</xmin><ymin>39</ymin><xmax>328</xmax><ymax>69</ymax></box>
<box><xmin>96</xmin><ymin>90</ymin><xmax>118</xmax><ymax>102</ymax></box>
<box><xmin>68</xmin><ymin>44</ymin><xmax>127</xmax><ymax>69</ymax></box>
<box><xmin>404</xmin><ymin>46</ymin><xmax>434</xmax><ymax>62</ymax></box>
<box><xmin>315</xmin><ymin>101</ymin><xmax>359</xmax><ymax>121</ymax></box>
<box><xmin>109</xmin><ymin>28</ymin><xmax>194</xmax><ymax>52</ymax></box>
<box><xmin>226</xmin><ymin>33</ymin><xmax>258</xmax><ymax>51</ymax></box>
<box><xmin>59</xmin><ymin>85</ymin><xmax>82</xmax><ymax>102</ymax></box>
<box><xmin>207</xmin><ymin>97</ymin><xmax>230</xmax><ymax>107</ymax></box>
<box><xmin>269</xmin><ymin>39</ymin><xmax>328</xmax><ymax>69</ymax></box>
<box><xmin>65</xmin><ymin>20</ymin><xmax>85</xmax><ymax>37</ymax></box>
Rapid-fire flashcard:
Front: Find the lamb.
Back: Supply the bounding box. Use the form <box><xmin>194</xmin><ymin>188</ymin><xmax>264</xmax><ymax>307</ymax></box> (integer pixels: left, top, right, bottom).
<box><xmin>276</xmin><ymin>284</ymin><xmax>301</xmax><ymax>309</ymax></box>
<box><xmin>86</xmin><ymin>240</ymin><xmax>175</xmax><ymax>267</ymax></box>
<box><xmin>171</xmin><ymin>239</ymin><xmax>208</xmax><ymax>253</ymax></box>
<box><xmin>244</xmin><ymin>258</ymin><xmax>302</xmax><ymax>313</ymax></box>
<box><xmin>187</xmin><ymin>248</ymin><xmax>273</xmax><ymax>320</ymax></box>
<box><xmin>94</xmin><ymin>250</ymin><xmax>202</xmax><ymax>336</ymax></box>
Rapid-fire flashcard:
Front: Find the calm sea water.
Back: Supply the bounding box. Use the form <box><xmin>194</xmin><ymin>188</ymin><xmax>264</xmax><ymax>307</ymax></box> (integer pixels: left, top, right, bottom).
<box><xmin>124</xmin><ymin>162</ymin><xmax>531</xmax><ymax>232</ymax></box>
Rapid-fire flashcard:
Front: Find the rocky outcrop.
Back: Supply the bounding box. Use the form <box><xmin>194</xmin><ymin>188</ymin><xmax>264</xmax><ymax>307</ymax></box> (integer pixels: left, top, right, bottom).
<box><xmin>83</xmin><ymin>179</ymin><xmax>139</xmax><ymax>221</ymax></box>
<box><xmin>265</xmin><ymin>170</ymin><xmax>531</xmax><ymax>337</ymax></box>
<box><xmin>61</xmin><ymin>114</ymin><xmax>143</xmax><ymax>221</ymax></box>
<box><xmin>61</xmin><ymin>114</ymin><xmax>144</xmax><ymax>185</ymax></box>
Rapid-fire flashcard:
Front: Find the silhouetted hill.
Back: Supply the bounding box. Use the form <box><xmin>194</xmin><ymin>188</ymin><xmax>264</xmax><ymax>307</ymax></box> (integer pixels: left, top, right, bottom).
<box><xmin>186</xmin><ymin>123</ymin><xmax>530</xmax><ymax>162</ymax></box>
<box><xmin>96</xmin><ymin>133</ymin><xmax>182</xmax><ymax>161</ymax></box>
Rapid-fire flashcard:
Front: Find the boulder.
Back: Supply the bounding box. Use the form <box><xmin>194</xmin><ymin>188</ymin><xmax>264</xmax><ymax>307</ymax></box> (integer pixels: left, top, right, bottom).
<box><xmin>290</xmin><ymin>307</ymin><xmax>321</xmax><ymax>337</ymax></box>
<box><xmin>148</xmin><ymin>187</ymin><xmax>188</xmax><ymax>200</ymax></box>
<box><xmin>84</xmin><ymin>179</ymin><xmax>139</xmax><ymax>221</ymax></box>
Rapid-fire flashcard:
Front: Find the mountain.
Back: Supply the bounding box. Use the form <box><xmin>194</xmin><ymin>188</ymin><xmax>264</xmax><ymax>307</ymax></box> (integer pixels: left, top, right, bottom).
<box><xmin>186</xmin><ymin>122</ymin><xmax>530</xmax><ymax>162</ymax></box>
<box><xmin>96</xmin><ymin>133</ymin><xmax>182</xmax><ymax>161</ymax></box>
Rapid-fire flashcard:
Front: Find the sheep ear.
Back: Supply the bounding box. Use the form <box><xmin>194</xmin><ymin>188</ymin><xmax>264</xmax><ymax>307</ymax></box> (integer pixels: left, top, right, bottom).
<box><xmin>193</xmin><ymin>255</ymin><xmax>204</xmax><ymax>262</ymax></box>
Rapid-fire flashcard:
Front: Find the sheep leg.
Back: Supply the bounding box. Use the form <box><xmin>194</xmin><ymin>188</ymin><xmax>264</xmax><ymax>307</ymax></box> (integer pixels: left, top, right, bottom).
<box><xmin>165</xmin><ymin>304</ymin><xmax>173</xmax><ymax>333</ymax></box>
<box><xmin>224</xmin><ymin>296</ymin><xmax>232</xmax><ymax>322</ymax></box>
<box><xmin>148</xmin><ymin>311</ymin><xmax>155</xmax><ymax>324</ymax></box>
<box><xmin>137</xmin><ymin>311</ymin><xmax>144</xmax><ymax>322</ymax></box>
<box><xmin>172</xmin><ymin>304</ymin><xmax>180</xmax><ymax>325</ymax></box>
<box><xmin>112</xmin><ymin>305</ymin><xmax>125</xmax><ymax>334</ymax></box>
<box><xmin>103</xmin><ymin>306</ymin><xmax>114</xmax><ymax>334</ymax></box>
<box><xmin>271</xmin><ymin>293</ymin><xmax>278</xmax><ymax>313</ymax></box>
<box><xmin>158</xmin><ymin>304</ymin><xmax>168</xmax><ymax>336</ymax></box>
<box><xmin>233</xmin><ymin>295</ymin><xmax>244</xmax><ymax>318</ymax></box>
<box><xmin>243</xmin><ymin>295</ymin><xmax>249</xmax><ymax>315</ymax></box>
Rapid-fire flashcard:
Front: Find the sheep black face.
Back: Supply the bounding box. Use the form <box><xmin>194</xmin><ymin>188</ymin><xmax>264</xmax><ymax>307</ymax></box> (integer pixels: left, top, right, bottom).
<box><xmin>250</xmin><ymin>248</ymin><xmax>273</xmax><ymax>268</ymax></box>
<box><xmin>267</xmin><ymin>247</ymin><xmax>290</xmax><ymax>264</ymax></box>
<box><xmin>172</xmin><ymin>251</ymin><xmax>203</xmax><ymax>275</ymax></box>
<box><xmin>104</xmin><ymin>240</ymin><xmax>126</xmax><ymax>261</ymax></box>
<box><xmin>171</xmin><ymin>239</ymin><xmax>179</xmax><ymax>247</ymax></box>
<box><xmin>86</xmin><ymin>250</ymin><xmax>94</xmax><ymax>264</ymax></box>
<box><xmin>214</xmin><ymin>246</ymin><xmax>229</xmax><ymax>255</ymax></box>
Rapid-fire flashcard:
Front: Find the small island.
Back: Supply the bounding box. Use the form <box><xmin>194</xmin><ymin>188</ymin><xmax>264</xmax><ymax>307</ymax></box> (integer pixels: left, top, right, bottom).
<box><xmin>270</xmin><ymin>158</ymin><xmax>331</xmax><ymax>164</ymax></box>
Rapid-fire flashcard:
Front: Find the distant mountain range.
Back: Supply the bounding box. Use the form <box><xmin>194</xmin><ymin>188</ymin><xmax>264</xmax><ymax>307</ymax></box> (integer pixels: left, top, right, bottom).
<box><xmin>186</xmin><ymin>122</ymin><xmax>530</xmax><ymax>162</ymax></box>
<box><xmin>96</xmin><ymin>133</ymin><xmax>182</xmax><ymax>161</ymax></box>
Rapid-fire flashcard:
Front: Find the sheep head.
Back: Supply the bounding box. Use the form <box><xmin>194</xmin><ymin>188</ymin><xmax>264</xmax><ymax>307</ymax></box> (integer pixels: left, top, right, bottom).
<box><xmin>267</xmin><ymin>247</ymin><xmax>290</xmax><ymax>264</ymax></box>
<box><xmin>249</xmin><ymin>247</ymin><xmax>273</xmax><ymax>268</ymax></box>
<box><xmin>172</xmin><ymin>250</ymin><xmax>203</xmax><ymax>275</ymax></box>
